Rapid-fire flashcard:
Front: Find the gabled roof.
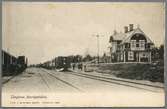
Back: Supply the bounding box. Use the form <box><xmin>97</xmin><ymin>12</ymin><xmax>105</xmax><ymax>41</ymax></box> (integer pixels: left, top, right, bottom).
<box><xmin>109</xmin><ymin>27</ymin><xmax>154</xmax><ymax>44</ymax></box>
<box><xmin>109</xmin><ymin>32</ymin><xmax>125</xmax><ymax>42</ymax></box>
<box><xmin>121</xmin><ymin>27</ymin><xmax>154</xmax><ymax>44</ymax></box>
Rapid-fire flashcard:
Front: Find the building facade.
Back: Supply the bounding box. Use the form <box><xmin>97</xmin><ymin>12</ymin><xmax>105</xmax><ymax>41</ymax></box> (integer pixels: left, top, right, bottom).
<box><xmin>109</xmin><ymin>24</ymin><xmax>154</xmax><ymax>63</ymax></box>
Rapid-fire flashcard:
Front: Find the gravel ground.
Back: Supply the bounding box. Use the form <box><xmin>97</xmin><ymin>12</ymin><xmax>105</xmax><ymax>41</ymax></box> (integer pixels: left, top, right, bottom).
<box><xmin>2</xmin><ymin>67</ymin><xmax>165</xmax><ymax>107</ymax></box>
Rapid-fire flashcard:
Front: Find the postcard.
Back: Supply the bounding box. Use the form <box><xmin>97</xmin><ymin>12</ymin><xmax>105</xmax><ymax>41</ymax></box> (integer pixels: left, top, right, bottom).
<box><xmin>1</xmin><ymin>1</ymin><xmax>165</xmax><ymax>107</ymax></box>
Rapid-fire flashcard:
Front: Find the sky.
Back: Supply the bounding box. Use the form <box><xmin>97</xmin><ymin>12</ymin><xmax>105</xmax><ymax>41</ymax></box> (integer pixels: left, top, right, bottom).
<box><xmin>2</xmin><ymin>2</ymin><xmax>165</xmax><ymax>64</ymax></box>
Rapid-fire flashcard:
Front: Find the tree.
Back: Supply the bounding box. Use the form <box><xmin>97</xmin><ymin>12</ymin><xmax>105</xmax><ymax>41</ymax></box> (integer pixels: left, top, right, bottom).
<box><xmin>151</xmin><ymin>44</ymin><xmax>164</xmax><ymax>61</ymax></box>
<box><xmin>151</xmin><ymin>46</ymin><xmax>159</xmax><ymax>61</ymax></box>
<box><xmin>159</xmin><ymin>44</ymin><xmax>164</xmax><ymax>60</ymax></box>
<box><xmin>83</xmin><ymin>54</ymin><xmax>93</xmax><ymax>62</ymax></box>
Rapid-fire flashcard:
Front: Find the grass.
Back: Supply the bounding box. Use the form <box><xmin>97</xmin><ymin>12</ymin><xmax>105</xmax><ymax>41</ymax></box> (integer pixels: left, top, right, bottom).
<box><xmin>87</xmin><ymin>62</ymin><xmax>164</xmax><ymax>83</ymax></box>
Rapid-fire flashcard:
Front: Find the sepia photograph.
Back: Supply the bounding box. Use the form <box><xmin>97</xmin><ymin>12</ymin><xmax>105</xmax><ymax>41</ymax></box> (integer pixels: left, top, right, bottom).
<box><xmin>1</xmin><ymin>1</ymin><xmax>165</xmax><ymax>107</ymax></box>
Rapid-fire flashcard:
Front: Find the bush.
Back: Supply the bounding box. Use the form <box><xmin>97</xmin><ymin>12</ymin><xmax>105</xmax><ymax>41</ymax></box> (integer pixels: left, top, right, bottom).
<box><xmin>90</xmin><ymin>63</ymin><xmax>164</xmax><ymax>83</ymax></box>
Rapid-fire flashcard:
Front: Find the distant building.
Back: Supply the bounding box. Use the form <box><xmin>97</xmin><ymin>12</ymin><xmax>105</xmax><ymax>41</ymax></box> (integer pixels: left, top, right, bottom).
<box><xmin>109</xmin><ymin>24</ymin><xmax>154</xmax><ymax>63</ymax></box>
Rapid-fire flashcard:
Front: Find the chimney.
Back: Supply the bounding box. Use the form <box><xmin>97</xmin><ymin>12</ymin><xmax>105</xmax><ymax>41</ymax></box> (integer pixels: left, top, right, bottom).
<box><xmin>113</xmin><ymin>30</ymin><xmax>117</xmax><ymax>35</ymax></box>
<box><xmin>129</xmin><ymin>24</ymin><xmax>134</xmax><ymax>31</ymax></box>
<box><xmin>124</xmin><ymin>26</ymin><xmax>128</xmax><ymax>33</ymax></box>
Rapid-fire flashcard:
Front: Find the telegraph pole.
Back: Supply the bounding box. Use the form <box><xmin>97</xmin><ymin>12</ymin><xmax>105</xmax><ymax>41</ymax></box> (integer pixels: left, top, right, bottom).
<box><xmin>93</xmin><ymin>34</ymin><xmax>104</xmax><ymax>64</ymax></box>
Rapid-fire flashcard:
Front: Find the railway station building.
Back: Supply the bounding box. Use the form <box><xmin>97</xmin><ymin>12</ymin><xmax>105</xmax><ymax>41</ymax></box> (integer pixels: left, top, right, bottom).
<box><xmin>109</xmin><ymin>24</ymin><xmax>154</xmax><ymax>63</ymax></box>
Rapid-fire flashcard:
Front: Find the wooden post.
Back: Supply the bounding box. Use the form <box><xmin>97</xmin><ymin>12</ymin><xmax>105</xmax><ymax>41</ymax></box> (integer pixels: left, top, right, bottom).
<box><xmin>149</xmin><ymin>52</ymin><xmax>152</xmax><ymax>63</ymax></box>
<box><xmin>124</xmin><ymin>51</ymin><xmax>126</xmax><ymax>62</ymax></box>
<box><xmin>139</xmin><ymin>52</ymin><xmax>141</xmax><ymax>62</ymax></box>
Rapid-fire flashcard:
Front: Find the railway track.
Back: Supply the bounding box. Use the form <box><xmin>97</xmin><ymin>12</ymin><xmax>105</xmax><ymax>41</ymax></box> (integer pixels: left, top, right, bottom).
<box><xmin>39</xmin><ymin>69</ymin><xmax>82</xmax><ymax>92</ymax></box>
<box><xmin>72</xmin><ymin>71</ymin><xmax>163</xmax><ymax>88</ymax></box>
<box><xmin>65</xmin><ymin>71</ymin><xmax>163</xmax><ymax>92</ymax></box>
<box><xmin>38</xmin><ymin>68</ymin><xmax>163</xmax><ymax>93</ymax></box>
<box><xmin>38</xmin><ymin>72</ymin><xmax>51</xmax><ymax>90</ymax></box>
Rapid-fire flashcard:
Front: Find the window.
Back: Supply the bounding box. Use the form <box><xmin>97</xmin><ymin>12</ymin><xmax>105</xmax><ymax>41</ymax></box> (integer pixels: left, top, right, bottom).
<box><xmin>125</xmin><ymin>43</ymin><xmax>130</xmax><ymax>48</ymax></box>
<box><xmin>131</xmin><ymin>40</ymin><xmax>136</xmax><ymax>49</ymax></box>
<box><xmin>128</xmin><ymin>51</ymin><xmax>134</xmax><ymax>60</ymax></box>
<box><xmin>136</xmin><ymin>43</ymin><xmax>139</xmax><ymax>47</ymax></box>
<box><xmin>142</xmin><ymin>53</ymin><xmax>147</xmax><ymax>58</ymax></box>
<box><xmin>146</xmin><ymin>44</ymin><xmax>150</xmax><ymax>49</ymax></box>
<box><xmin>121</xmin><ymin>53</ymin><xmax>123</xmax><ymax>61</ymax></box>
<box><xmin>139</xmin><ymin>40</ymin><xmax>145</xmax><ymax>49</ymax></box>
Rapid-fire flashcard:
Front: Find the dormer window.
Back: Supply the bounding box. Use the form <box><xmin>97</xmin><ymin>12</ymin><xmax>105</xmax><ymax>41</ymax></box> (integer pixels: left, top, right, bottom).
<box><xmin>139</xmin><ymin>40</ymin><xmax>145</xmax><ymax>50</ymax></box>
<box><xmin>131</xmin><ymin>40</ymin><xmax>136</xmax><ymax>50</ymax></box>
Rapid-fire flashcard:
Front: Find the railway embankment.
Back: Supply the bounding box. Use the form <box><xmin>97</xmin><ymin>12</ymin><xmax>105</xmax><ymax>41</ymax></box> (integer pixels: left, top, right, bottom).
<box><xmin>86</xmin><ymin>62</ymin><xmax>164</xmax><ymax>83</ymax></box>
